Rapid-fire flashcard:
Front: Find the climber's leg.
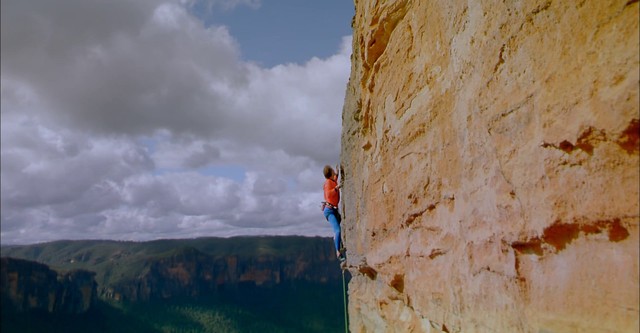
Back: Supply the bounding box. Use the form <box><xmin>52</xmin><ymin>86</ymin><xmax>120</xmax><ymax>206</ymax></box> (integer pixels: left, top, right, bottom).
<box><xmin>324</xmin><ymin>208</ymin><xmax>342</xmax><ymax>258</ymax></box>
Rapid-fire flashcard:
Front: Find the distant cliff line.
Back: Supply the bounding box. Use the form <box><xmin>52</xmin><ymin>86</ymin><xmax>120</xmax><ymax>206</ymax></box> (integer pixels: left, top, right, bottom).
<box><xmin>1</xmin><ymin>236</ymin><xmax>345</xmax><ymax>302</ymax></box>
<box><xmin>1</xmin><ymin>257</ymin><xmax>97</xmax><ymax>314</ymax></box>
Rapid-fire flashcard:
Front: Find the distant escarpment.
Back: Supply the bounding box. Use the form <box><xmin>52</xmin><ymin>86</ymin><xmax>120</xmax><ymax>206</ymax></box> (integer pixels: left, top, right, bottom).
<box><xmin>1</xmin><ymin>257</ymin><xmax>97</xmax><ymax>314</ymax></box>
<box><xmin>341</xmin><ymin>0</ymin><xmax>638</xmax><ymax>332</ymax></box>
<box><xmin>1</xmin><ymin>236</ymin><xmax>343</xmax><ymax>302</ymax></box>
<box><xmin>103</xmin><ymin>245</ymin><xmax>340</xmax><ymax>302</ymax></box>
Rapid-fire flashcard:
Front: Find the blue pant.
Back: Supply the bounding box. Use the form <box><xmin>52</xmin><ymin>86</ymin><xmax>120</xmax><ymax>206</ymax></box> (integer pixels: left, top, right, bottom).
<box><xmin>324</xmin><ymin>207</ymin><xmax>342</xmax><ymax>252</ymax></box>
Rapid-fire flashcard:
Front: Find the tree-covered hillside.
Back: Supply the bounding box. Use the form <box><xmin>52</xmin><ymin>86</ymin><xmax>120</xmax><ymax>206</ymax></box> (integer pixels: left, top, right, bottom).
<box><xmin>1</xmin><ymin>236</ymin><xmax>349</xmax><ymax>333</ymax></box>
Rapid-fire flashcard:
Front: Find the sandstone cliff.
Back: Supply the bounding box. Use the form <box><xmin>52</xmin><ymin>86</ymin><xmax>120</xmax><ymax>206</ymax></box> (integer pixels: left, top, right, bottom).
<box><xmin>340</xmin><ymin>1</ymin><xmax>639</xmax><ymax>332</ymax></box>
<box><xmin>1</xmin><ymin>257</ymin><xmax>97</xmax><ymax>314</ymax></box>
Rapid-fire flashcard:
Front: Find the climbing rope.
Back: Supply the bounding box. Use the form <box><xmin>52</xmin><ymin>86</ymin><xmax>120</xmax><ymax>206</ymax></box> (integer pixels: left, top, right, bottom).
<box><xmin>342</xmin><ymin>268</ymin><xmax>349</xmax><ymax>333</ymax></box>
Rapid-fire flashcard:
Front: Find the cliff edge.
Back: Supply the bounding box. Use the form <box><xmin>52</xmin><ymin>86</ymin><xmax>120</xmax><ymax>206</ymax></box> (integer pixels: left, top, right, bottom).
<box><xmin>340</xmin><ymin>1</ymin><xmax>639</xmax><ymax>332</ymax></box>
<box><xmin>1</xmin><ymin>257</ymin><xmax>97</xmax><ymax>314</ymax></box>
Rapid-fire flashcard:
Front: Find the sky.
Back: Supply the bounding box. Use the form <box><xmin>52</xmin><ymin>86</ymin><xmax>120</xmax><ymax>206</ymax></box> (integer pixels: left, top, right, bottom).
<box><xmin>1</xmin><ymin>0</ymin><xmax>355</xmax><ymax>245</ymax></box>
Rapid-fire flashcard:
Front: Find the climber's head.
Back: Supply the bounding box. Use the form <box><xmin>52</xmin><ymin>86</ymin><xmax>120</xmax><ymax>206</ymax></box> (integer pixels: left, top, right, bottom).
<box><xmin>323</xmin><ymin>165</ymin><xmax>336</xmax><ymax>180</ymax></box>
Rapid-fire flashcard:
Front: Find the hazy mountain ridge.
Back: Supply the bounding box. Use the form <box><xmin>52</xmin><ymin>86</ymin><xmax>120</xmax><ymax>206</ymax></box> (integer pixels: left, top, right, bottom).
<box><xmin>1</xmin><ymin>236</ymin><xmax>348</xmax><ymax>332</ymax></box>
<box><xmin>1</xmin><ymin>236</ymin><xmax>342</xmax><ymax>301</ymax></box>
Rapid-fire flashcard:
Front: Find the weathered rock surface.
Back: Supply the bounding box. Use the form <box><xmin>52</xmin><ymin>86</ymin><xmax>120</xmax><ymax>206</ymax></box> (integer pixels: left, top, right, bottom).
<box><xmin>1</xmin><ymin>257</ymin><xmax>97</xmax><ymax>314</ymax></box>
<box><xmin>340</xmin><ymin>0</ymin><xmax>639</xmax><ymax>332</ymax></box>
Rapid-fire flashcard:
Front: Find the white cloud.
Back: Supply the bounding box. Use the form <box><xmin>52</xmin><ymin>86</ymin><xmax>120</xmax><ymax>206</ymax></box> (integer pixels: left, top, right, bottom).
<box><xmin>0</xmin><ymin>0</ymin><xmax>350</xmax><ymax>244</ymax></box>
<box><xmin>181</xmin><ymin>0</ymin><xmax>261</xmax><ymax>12</ymax></box>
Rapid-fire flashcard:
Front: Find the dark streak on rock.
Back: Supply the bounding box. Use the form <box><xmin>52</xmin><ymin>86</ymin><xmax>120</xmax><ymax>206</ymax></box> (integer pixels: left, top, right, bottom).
<box><xmin>617</xmin><ymin>119</ymin><xmax>639</xmax><ymax>154</ymax></box>
<box><xmin>542</xmin><ymin>222</ymin><xmax>581</xmax><ymax>252</ymax></box>
<box><xmin>512</xmin><ymin>218</ymin><xmax>631</xmax><ymax>256</ymax></box>
<box><xmin>542</xmin><ymin>121</ymin><xmax>638</xmax><ymax>156</ymax></box>
<box><xmin>511</xmin><ymin>238</ymin><xmax>543</xmax><ymax>256</ymax></box>
<box><xmin>390</xmin><ymin>274</ymin><xmax>404</xmax><ymax>293</ymax></box>
<box><xmin>405</xmin><ymin>207</ymin><xmax>432</xmax><ymax>227</ymax></box>
<box><xmin>358</xmin><ymin>265</ymin><xmax>378</xmax><ymax>280</ymax></box>
<box><xmin>428</xmin><ymin>248</ymin><xmax>447</xmax><ymax>259</ymax></box>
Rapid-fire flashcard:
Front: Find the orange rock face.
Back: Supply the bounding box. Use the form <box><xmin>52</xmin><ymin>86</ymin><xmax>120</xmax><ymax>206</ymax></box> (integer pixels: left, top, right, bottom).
<box><xmin>0</xmin><ymin>257</ymin><xmax>97</xmax><ymax>314</ymax></box>
<box><xmin>340</xmin><ymin>1</ymin><xmax>639</xmax><ymax>332</ymax></box>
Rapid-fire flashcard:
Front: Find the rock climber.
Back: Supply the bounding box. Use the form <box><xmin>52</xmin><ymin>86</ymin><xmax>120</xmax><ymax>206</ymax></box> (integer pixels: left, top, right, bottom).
<box><xmin>322</xmin><ymin>164</ymin><xmax>345</xmax><ymax>262</ymax></box>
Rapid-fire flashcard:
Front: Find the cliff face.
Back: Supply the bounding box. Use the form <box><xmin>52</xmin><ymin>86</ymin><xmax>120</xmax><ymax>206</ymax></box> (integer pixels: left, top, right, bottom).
<box><xmin>340</xmin><ymin>1</ymin><xmax>639</xmax><ymax>332</ymax></box>
<box><xmin>1</xmin><ymin>257</ymin><xmax>97</xmax><ymax>314</ymax></box>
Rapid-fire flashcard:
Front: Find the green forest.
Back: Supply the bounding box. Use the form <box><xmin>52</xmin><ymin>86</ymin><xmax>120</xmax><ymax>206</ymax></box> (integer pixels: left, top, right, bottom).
<box><xmin>2</xmin><ymin>237</ymin><xmax>348</xmax><ymax>333</ymax></box>
<box><xmin>3</xmin><ymin>282</ymin><xmax>346</xmax><ymax>333</ymax></box>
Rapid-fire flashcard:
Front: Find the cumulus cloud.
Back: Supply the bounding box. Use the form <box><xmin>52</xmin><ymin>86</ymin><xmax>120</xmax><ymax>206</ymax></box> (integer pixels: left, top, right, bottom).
<box><xmin>1</xmin><ymin>0</ymin><xmax>350</xmax><ymax>244</ymax></box>
<box><xmin>182</xmin><ymin>0</ymin><xmax>262</xmax><ymax>11</ymax></box>
<box><xmin>1</xmin><ymin>116</ymin><xmax>327</xmax><ymax>243</ymax></box>
<box><xmin>2</xmin><ymin>0</ymin><xmax>245</xmax><ymax>136</ymax></box>
<box><xmin>1</xmin><ymin>0</ymin><xmax>349</xmax><ymax>160</ymax></box>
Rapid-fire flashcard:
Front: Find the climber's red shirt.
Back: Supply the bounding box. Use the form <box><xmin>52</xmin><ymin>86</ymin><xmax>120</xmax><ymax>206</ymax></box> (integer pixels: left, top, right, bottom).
<box><xmin>323</xmin><ymin>178</ymin><xmax>340</xmax><ymax>207</ymax></box>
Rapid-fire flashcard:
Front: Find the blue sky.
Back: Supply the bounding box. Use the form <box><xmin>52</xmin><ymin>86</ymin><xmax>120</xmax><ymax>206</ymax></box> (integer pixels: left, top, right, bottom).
<box><xmin>198</xmin><ymin>0</ymin><xmax>354</xmax><ymax>67</ymax></box>
<box><xmin>0</xmin><ymin>0</ymin><xmax>354</xmax><ymax>244</ymax></box>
